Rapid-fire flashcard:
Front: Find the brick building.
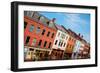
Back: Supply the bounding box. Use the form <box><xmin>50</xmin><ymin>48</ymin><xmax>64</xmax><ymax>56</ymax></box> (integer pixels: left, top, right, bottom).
<box><xmin>24</xmin><ymin>11</ymin><xmax>57</xmax><ymax>61</ymax></box>
<box><xmin>64</xmin><ymin>29</ymin><xmax>76</xmax><ymax>59</ymax></box>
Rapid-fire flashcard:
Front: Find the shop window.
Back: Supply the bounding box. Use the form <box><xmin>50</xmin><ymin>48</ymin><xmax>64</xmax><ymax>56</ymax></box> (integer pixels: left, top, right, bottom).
<box><xmin>28</xmin><ymin>52</ymin><xmax>30</xmax><ymax>55</ymax></box>
<box><xmin>25</xmin><ymin>36</ymin><xmax>30</xmax><ymax>44</ymax></box>
<box><xmin>24</xmin><ymin>22</ymin><xmax>27</xmax><ymax>29</ymax></box>
<box><xmin>41</xmin><ymin>29</ymin><xmax>45</xmax><ymax>35</ymax></box>
<box><xmin>29</xmin><ymin>25</ymin><xmax>34</xmax><ymax>32</ymax></box>
<box><xmin>29</xmin><ymin>48</ymin><xmax>34</xmax><ymax>51</ymax></box>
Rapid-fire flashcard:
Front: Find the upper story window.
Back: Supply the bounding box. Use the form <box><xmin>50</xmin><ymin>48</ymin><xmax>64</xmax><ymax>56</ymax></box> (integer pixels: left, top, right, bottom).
<box><xmin>66</xmin><ymin>36</ymin><xmax>68</xmax><ymax>40</ymax></box>
<box><xmin>58</xmin><ymin>41</ymin><xmax>61</xmax><ymax>46</ymax></box>
<box><xmin>44</xmin><ymin>41</ymin><xmax>47</xmax><ymax>47</ymax></box>
<box><xmin>61</xmin><ymin>33</ymin><xmax>65</xmax><ymax>39</ymax></box>
<box><xmin>32</xmin><ymin>38</ymin><xmax>37</xmax><ymax>46</ymax></box>
<box><xmin>51</xmin><ymin>33</ymin><xmax>54</xmax><ymax>38</ymax></box>
<box><xmin>63</xmin><ymin>43</ymin><xmax>66</xmax><ymax>47</ymax></box>
<box><xmin>24</xmin><ymin>22</ymin><xmax>27</xmax><ymax>29</ymax></box>
<box><xmin>61</xmin><ymin>42</ymin><xmax>63</xmax><ymax>47</ymax></box>
<box><xmin>58</xmin><ymin>32</ymin><xmax>60</xmax><ymax>37</ymax></box>
<box><xmin>29</xmin><ymin>25</ymin><xmax>34</xmax><ymax>32</ymax></box>
<box><xmin>47</xmin><ymin>31</ymin><xmax>50</xmax><ymax>37</ymax></box>
<box><xmin>48</xmin><ymin>42</ymin><xmax>51</xmax><ymax>48</ymax></box>
<box><xmin>41</xmin><ymin>29</ymin><xmax>45</xmax><ymax>35</ymax></box>
<box><xmin>38</xmin><ymin>40</ymin><xmax>42</xmax><ymax>46</ymax></box>
<box><xmin>55</xmin><ymin>40</ymin><xmax>58</xmax><ymax>45</ymax></box>
<box><xmin>36</xmin><ymin>27</ymin><xmax>40</xmax><ymax>33</ymax></box>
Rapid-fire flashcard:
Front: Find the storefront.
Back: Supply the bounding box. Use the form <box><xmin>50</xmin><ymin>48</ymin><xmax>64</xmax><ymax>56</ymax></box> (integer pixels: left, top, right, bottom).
<box><xmin>50</xmin><ymin>49</ymin><xmax>64</xmax><ymax>60</ymax></box>
<box><xmin>24</xmin><ymin>46</ymin><xmax>51</xmax><ymax>61</ymax></box>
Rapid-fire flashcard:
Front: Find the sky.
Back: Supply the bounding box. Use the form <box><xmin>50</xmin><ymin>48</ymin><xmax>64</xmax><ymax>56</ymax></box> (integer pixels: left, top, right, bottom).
<box><xmin>39</xmin><ymin>12</ymin><xmax>90</xmax><ymax>43</ymax></box>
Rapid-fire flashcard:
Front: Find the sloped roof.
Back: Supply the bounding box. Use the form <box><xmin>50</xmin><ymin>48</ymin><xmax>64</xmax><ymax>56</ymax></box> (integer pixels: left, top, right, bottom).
<box><xmin>55</xmin><ymin>24</ymin><xmax>66</xmax><ymax>32</ymax></box>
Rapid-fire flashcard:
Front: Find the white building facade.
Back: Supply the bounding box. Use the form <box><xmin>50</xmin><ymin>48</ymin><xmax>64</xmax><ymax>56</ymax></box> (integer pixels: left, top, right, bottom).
<box><xmin>52</xmin><ymin>25</ymin><xmax>70</xmax><ymax>51</ymax></box>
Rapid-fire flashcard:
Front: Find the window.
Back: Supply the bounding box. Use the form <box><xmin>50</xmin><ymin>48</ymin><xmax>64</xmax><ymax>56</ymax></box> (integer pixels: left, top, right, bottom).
<box><xmin>61</xmin><ymin>34</ymin><xmax>65</xmax><ymax>39</ymax></box>
<box><xmin>24</xmin><ymin>22</ymin><xmax>27</xmax><ymax>29</ymax></box>
<box><xmin>63</xmin><ymin>43</ymin><xmax>66</xmax><ymax>47</ymax></box>
<box><xmin>55</xmin><ymin>40</ymin><xmax>58</xmax><ymax>45</ymax></box>
<box><xmin>47</xmin><ymin>21</ymin><xmax>49</xmax><ymax>25</ymax></box>
<box><xmin>32</xmin><ymin>38</ymin><xmax>37</xmax><ymax>46</ymax></box>
<box><xmin>25</xmin><ymin>36</ymin><xmax>30</xmax><ymax>44</ymax></box>
<box><xmin>29</xmin><ymin>25</ymin><xmax>34</xmax><ymax>32</ymax></box>
<box><xmin>58</xmin><ymin>41</ymin><xmax>61</xmax><ymax>46</ymax></box>
<box><xmin>47</xmin><ymin>31</ymin><xmax>50</xmax><ymax>37</ymax></box>
<box><xmin>36</xmin><ymin>27</ymin><xmax>40</xmax><ymax>33</ymax></box>
<box><xmin>27</xmin><ymin>11</ymin><xmax>33</xmax><ymax>17</ymax></box>
<box><xmin>61</xmin><ymin>42</ymin><xmax>63</xmax><ymax>47</ymax></box>
<box><xmin>51</xmin><ymin>33</ymin><xmax>54</xmax><ymax>38</ymax></box>
<box><xmin>29</xmin><ymin>48</ymin><xmax>34</xmax><ymax>51</ymax></box>
<box><xmin>41</xmin><ymin>29</ymin><xmax>45</xmax><ymax>35</ymax></box>
<box><xmin>44</xmin><ymin>41</ymin><xmax>47</xmax><ymax>47</ymax></box>
<box><xmin>38</xmin><ymin>40</ymin><xmax>42</xmax><ymax>46</ymax></box>
<box><xmin>58</xmin><ymin>32</ymin><xmax>60</xmax><ymax>37</ymax></box>
<box><xmin>48</xmin><ymin>42</ymin><xmax>51</xmax><ymax>48</ymax></box>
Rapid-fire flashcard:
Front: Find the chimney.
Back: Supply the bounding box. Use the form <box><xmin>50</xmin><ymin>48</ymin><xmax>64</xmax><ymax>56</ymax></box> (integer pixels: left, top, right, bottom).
<box><xmin>52</xmin><ymin>18</ymin><xmax>56</xmax><ymax>23</ymax></box>
<box><xmin>78</xmin><ymin>33</ymin><xmax>80</xmax><ymax>37</ymax></box>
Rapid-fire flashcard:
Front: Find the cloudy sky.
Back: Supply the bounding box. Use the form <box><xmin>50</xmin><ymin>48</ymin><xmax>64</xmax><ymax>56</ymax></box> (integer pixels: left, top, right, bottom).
<box><xmin>39</xmin><ymin>12</ymin><xmax>90</xmax><ymax>43</ymax></box>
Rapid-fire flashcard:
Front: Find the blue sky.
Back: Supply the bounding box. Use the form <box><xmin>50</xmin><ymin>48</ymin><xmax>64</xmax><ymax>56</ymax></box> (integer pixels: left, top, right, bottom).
<box><xmin>39</xmin><ymin>12</ymin><xmax>90</xmax><ymax>43</ymax></box>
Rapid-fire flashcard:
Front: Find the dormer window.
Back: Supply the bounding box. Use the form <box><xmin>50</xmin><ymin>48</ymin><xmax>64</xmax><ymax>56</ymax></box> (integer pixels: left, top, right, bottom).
<box><xmin>48</xmin><ymin>21</ymin><xmax>53</xmax><ymax>27</ymax></box>
<box><xmin>27</xmin><ymin>11</ymin><xmax>34</xmax><ymax>17</ymax></box>
<box><xmin>39</xmin><ymin>16</ymin><xmax>45</xmax><ymax>23</ymax></box>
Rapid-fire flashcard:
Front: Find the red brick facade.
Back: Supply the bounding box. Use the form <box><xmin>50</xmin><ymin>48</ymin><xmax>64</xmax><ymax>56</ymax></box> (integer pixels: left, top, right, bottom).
<box><xmin>24</xmin><ymin>16</ymin><xmax>57</xmax><ymax>49</ymax></box>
